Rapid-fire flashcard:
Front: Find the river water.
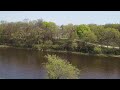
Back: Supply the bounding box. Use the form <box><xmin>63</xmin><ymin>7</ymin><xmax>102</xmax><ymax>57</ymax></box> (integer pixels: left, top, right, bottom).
<box><xmin>0</xmin><ymin>48</ymin><xmax>120</xmax><ymax>79</ymax></box>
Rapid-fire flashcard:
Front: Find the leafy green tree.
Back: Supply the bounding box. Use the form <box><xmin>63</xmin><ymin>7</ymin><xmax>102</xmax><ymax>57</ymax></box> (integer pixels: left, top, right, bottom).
<box><xmin>102</xmin><ymin>28</ymin><xmax>120</xmax><ymax>48</ymax></box>
<box><xmin>60</xmin><ymin>24</ymin><xmax>78</xmax><ymax>40</ymax></box>
<box><xmin>42</xmin><ymin>21</ymin><xmax>58</xmax><ymax>41</ymax></box>
<box><xmin>104</xmin><ymin>24</ymin><xmax>120</xmax><ymax>32</ymax></box>
<box><xmin>115</xmin><ymin>32</ymin><xmax>120</xmax><ymax>49</ymax></box>
<box><xmin>76</xmin><ymin>24</ymin><xmax>97</xmax><ymax>43</ymax></box>
<box><xmin>76</xmin><ymin>25</ymin><xmax>97</xmax><ymax>53</ymax></box>
<box><xmin>45</xmin><ymin>54</ymin><xmax>80</xmax><ymax>79</ymax></box>
<box><xmin>88</xmin><ymin>24</ymin><xmax>98</xmax><ymax>32</ymax></box>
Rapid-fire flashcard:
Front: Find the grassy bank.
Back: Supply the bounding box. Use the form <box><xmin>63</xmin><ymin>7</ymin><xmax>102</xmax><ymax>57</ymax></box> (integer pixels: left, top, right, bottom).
<box><xmin>0</xmin><ymin>45</ymin><xmax>120</xmax><ymax>58</ymax></box>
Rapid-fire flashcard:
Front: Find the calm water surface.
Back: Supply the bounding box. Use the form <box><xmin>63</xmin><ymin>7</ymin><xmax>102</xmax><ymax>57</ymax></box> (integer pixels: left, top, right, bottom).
<box><xmin>0</xmin><ymin>48</ymin><xmax>120</xmax><ymax>79</ymax></box>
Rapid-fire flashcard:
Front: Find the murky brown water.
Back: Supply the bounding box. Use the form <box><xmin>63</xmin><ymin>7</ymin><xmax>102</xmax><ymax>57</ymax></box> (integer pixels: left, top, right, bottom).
<box><xmin>0</xmin><ymin>48</ymin><xmax>120</xmax><ymax>79</ymax></box>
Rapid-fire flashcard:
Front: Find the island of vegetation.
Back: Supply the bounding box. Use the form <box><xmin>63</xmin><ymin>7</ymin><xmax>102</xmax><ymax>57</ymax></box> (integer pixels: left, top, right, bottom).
<box><xmin>45</xmin><ymin>54</ymin><xmax>80</xmax><ymax>79</ymax></box>
<box><xmin>0</xmin><ymin>19</ymin><xmax>120</xmax><ymax>57</ymax></box>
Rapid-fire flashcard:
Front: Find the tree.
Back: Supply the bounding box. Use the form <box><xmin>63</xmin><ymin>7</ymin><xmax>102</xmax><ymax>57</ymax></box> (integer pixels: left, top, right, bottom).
<box><xmin>60</xmin><ymin>24</ymin><xmax>78</xmax><ymax>40</ymax></box>
<box><xmin>76</xmin><ymin>24</ymin><xmax>97</xmax><ymax>43</ymax></box>
<box><xmin>76</xmin><ymin>25</ymin><xmax>97</xmax><ymax>53</ymax></box>
<box><xmin>88</xmin><ymin>24</ymin><xmax>98</xmax><ymax>32</ymax></box>
<box><xmin>89</xmin><ymin>26</ymin><xmax>106</xmax><ymax>46</ymax></box>
<box><xmin>102</xmin><ymin>28</ymin><xmax>120</xmax><ymax>48</ymax></box>
<box><xmin>11</xmin><ymin>29</ymin><xmax>26</xmax><ymax>47</ymax></box>
<box><xmin>115</xmin><ymin>32</ymin><xmax>120</xmax><ymax>49</ymax></box>
<box><xmin>42</xmin><ymin>21</ymin><xmax>58</xmax><ymax>41</ymax></box>
<box><xmin>45</xmin><ymin>54</ymin><xmax>80</xmax><ymax>79</ymax></box>
<box><xmin>104</xmin><ymin>24</ymin><xmax>120</xmax><ymax>32</ymax></box>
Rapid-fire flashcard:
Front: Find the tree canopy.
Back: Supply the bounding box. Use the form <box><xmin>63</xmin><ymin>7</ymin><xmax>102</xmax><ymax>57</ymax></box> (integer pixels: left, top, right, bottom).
<box><xmin>0</xmin><ymin>19</ymin><xmax>120</xmax><ymax>55</ymax></box>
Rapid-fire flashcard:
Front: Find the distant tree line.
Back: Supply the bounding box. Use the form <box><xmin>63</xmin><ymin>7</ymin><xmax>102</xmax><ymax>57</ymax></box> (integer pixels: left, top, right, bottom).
<box><xmin>0</xmin><ymin>19</ymin><xmax>120</xmax><ymax>55</ymax></box>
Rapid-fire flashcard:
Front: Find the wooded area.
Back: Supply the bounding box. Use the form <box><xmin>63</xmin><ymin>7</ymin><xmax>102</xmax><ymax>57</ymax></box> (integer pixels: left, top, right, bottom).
<box><xmin>0</xmin><ymin>19</ymin><xmax>120</xmax><ymax>55</ymax></box>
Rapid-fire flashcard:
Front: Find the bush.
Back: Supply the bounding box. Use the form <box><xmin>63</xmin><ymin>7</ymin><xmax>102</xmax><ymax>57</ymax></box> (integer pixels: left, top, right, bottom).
<box><xmin>51</xmin><ymin>44</ymin><xmax>61</xmax><ymax>50</ymax></box>
<box><xmin>102</xmin><ymin>47</ymin><xmax>120</xmax><ymax>55</ymax></box>
<box><xmin>32</xmin><ymin>44</ymin><xmax>43</xmax><ymax>50</ymax></box>
<box><xmin>44</xmin><ymin>40</ymin><xmax>53</xmax><ymax>45</ymax></box>
<box><xmin>93</xmin><ymin>46</ymin><xmax>102</xmax><ymax>54</ymax></box>
<box><xmin>71</xmin><ymin>42</ymin><xmax>78</xmax><ymax>51</ymax></box>
<box><xmin>32</xmin><ymin>40</ymin><xmax>53</xmax><ymax>51</ymax></box>
<box><xmin>45</xmin><ymin>54</ymin><xmax>80</xmax><ymax>79</ymax></box>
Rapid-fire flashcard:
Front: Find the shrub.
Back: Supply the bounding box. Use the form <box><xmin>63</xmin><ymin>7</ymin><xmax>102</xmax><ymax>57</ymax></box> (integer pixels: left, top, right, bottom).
<box><xmin>45</xmin><ymin>54</ymin><xmax>80</xmax><ymax>79</ymax></box>
<box><xmin>94</xmin><ymin>46</ymin><xmax>102</xmax><ymax>54</ymax></box>
<box><xmin>51</xmin><ymin>44</ymin><xmax>61</xmax><ymax>50</ymax></box>
<box><xmin>102</xmin><ymin>47</ymin><xmax>120</xmax><ymax>55</ymax></box>
<box><xmin>71</xmin><ymin>42</ymin><xmax>78</xmax><ymax>51</ymax></box>
<box><xmin>33</xmin><ymin>40</ymin><xmax>53</xmax><ymax>51</ymax></box>
<box><xmin>32</xmin><ymin>44</ymin><xmax>43</xmax><ymax>50</ymax></box>
<box><xmin>44</xmin><ymin>40</ymin><xmax>53</xmax><ymax>45</ymax></box>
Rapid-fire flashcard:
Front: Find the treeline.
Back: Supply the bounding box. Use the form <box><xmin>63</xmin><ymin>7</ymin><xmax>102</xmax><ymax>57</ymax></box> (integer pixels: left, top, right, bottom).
<box><xmin>0</xmin><ymin>19</ymin><xmax>120</xmax><ymax>55</ymax></box>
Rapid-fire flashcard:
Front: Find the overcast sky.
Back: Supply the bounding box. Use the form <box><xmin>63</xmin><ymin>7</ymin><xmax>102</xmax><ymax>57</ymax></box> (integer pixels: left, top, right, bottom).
<box><xmin>0</xmin><ymin>11</ymin><xmax>120</xmax><ymax>25</ymax></box>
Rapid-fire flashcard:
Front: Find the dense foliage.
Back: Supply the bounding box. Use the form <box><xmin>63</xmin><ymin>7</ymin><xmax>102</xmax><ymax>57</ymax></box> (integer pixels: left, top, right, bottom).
<box><xmin>45</xmin><ymin>54</ymin><xmax>80</xmax><ymax>79</ymax></box>
<box><xmin>0</xmin><ymin>19</ymin><xmax>120</xmax><ymax>55</ymax></box>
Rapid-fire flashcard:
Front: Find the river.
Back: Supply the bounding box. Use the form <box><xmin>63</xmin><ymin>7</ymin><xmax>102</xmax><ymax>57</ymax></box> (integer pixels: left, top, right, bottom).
<box><xmin>0</xmin><ymin>48</ymin><xmax>120</xmax><ymax>79</ymax></box>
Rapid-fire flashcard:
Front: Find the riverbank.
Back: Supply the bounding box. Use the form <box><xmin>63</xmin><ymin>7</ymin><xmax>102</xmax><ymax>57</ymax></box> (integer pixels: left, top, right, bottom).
<box><xmin>46</xmin><ymin>50</ymin><xmax>120</xmax><ymax>58</ymax></box>
<box><xmin>0</xmin><ymin>45</ymin><xmax>120</xmax><ymax>58</ymax></box>
<box><xmin>0</xmin><ymin>45</ymin><xmax>12</xmax><ymax>48</ymax></box>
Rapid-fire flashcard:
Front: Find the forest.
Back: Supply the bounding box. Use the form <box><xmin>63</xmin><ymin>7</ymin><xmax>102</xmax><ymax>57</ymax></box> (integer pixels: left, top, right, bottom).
<box><xmin>0</xmin><ymin>19</ymin><xmax>120</xmax><ymax>55</ymax></box>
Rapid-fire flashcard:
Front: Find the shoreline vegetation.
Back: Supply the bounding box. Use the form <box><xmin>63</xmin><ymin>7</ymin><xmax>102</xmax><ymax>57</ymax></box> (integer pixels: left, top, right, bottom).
<box><xmin>0</xmin><ymin>45</ymin><xmax>120</xmax><ymax>58</ymax></box>
<box><xmin>45</xmin><ymin>54</ymin><xmax>80</xmax><ymax>79</ymax></box>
